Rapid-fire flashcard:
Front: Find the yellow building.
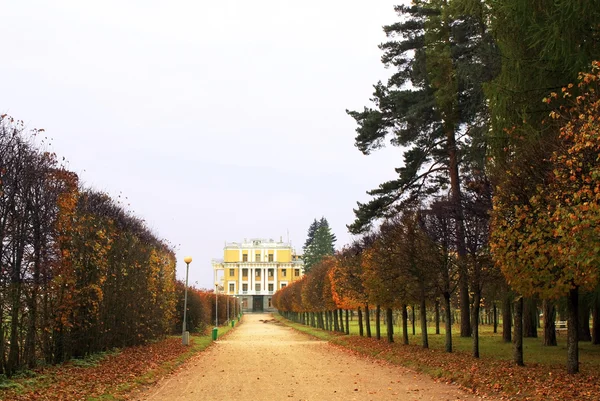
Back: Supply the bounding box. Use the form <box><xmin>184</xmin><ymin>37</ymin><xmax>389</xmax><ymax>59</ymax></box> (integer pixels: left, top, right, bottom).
<box><xmin>211</xmin><ymin>238</ymin><xmax>304</xmax><ymax>312</ymax></box>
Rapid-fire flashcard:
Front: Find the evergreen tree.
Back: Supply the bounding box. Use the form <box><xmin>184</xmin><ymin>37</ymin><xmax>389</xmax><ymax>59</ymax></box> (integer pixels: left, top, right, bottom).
<box><xmin>318</xmin><ymin>217</ymin><xmax>337</xmax><ymax>254</ymax></box>
<box><xmin>302</xmin><ymin>217</ymin><xmax>336</xmax><ymax>273</ymax></box>
<box><xmin>346</xmin><ymin>1</ymin><xmax>498</xmax><ymax>336</ymax></box>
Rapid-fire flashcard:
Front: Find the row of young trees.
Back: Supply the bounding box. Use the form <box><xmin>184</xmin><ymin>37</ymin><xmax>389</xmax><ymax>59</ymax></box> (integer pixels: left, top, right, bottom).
<box><xmin>0</xmin><ymin>116</ymin><xmax>235</xmax><ymax>376</ymax></box>
<box><xmin>339</xmin><ymin>0</ymin><xmax>600</xmax><ymax>374</ymax></box>
<box><xmin>173</xmin><ymin>283</ymin><xmax>240</xmax><ymax>333</ymax></box>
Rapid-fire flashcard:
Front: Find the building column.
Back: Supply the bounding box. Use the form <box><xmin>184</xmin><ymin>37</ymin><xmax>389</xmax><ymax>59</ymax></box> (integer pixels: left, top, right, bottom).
<box><xmin>238</xmin><ymin>265</ymin><xmax>242</xmax><ymax>295</ymax></box>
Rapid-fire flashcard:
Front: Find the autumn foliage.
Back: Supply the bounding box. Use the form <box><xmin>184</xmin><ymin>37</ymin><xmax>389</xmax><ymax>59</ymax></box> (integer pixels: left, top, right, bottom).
<box><xmin>0</xmin><ymin>116</ymin><xmax>232</xmax><ymax>377</ymax></box>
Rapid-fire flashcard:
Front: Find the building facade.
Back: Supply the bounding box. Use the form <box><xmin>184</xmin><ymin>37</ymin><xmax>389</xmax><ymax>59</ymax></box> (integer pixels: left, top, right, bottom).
<box><xmin>211</xmin><ymin>238</ymin><xmax>304</xmax><ymax>312</ymax></box>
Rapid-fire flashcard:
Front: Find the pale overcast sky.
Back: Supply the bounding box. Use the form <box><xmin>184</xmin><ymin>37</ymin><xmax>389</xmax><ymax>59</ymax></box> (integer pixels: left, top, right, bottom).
<box><xmin>1</xmin><ymin>0</ymin><xmax>404</xmax><ymax>289</ymax></box>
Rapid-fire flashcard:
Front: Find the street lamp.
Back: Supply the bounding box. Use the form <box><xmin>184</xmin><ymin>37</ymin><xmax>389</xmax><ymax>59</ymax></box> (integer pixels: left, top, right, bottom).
<box><xmin>182</xmin><ymin>256</ymin><xmax>192</xmax><ymax>345</ymax></box>
<box><xmin>215</xmin><ymin>283</ymin><xmax>219</xmax><ymax>327</ymax></box>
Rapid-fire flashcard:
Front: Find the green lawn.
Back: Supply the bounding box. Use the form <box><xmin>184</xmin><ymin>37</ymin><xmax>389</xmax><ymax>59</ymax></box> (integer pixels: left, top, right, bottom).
<box><xmin>301</xmin><ymin>316</ymin><xmax>600</xmax><ymax>368</ymax></box>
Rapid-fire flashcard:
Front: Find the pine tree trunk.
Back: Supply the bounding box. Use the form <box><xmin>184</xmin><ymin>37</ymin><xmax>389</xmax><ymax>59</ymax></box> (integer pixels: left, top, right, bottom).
<box><xmin>375</xmin><ymin>305</ymin><xmax>381</xmax><ymax>340</ymax></box>
<box><xmin>513</xmin><ymin>297</ymin><xmax>524</xmax><ymax>366</ymax></box>
<box><xmin>543</xmin><ymin>300</ymin><xmax>557</xmax><ymax>346</ymax></box>
<box><xmin>444</xmin><ymin>293</ymin><xmax>452</xmax><ymax>352</ymax></box>
<box><xmin>358</xmin><ymin>307</ymin><xmax>364</xmax><ymax>337</ymax></box>
<box><xmin>365</xmin><ymin>303</ymin><xmax>371</xmax><ymax>338</ymax></box>
<box><xmin>402</xmin><ymin>304</ymin><xmax>409</xmax><ymax>345</ymax></box>
<box><xmin>503</xmin><ymin>293</ymin><xmax>512</xmax><ymax>343</ymax></box>
<box><xmin>435</xmin><ymin>300</ymin><xmax>440</xmax><ymax>335</ymax></box>
<box><xmin>386</xmin><ymin>307</ymin><xmax>394</xmax><ymax>343</ymax></box>
<box><xmin>445</xmin><ymin>119</ymin><xmax>470</xmax><ymax>338</ymax></box>
<box><xmin>567</xmin><ymin>287</ymin><xmax>579</xmax><ymax>374</ymax></box>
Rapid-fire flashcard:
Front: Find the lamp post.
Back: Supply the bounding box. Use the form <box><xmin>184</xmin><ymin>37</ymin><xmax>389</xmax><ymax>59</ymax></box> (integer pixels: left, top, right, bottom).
<box><xmin>182</xmin><ymin>256</ymin><xmax>192</xmax><ymax>345</ymax></box>
<box><xmin>215</xmin><ymin>283</ymin><xmax>219</xmax><ymax>327</ymax></box>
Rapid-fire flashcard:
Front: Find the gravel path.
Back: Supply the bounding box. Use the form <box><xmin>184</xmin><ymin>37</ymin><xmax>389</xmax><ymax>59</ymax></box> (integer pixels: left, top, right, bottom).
<box><xmin>138</xmin><ymin>313</ymin><xmax>496</xmax><ymax>401</ymax></box>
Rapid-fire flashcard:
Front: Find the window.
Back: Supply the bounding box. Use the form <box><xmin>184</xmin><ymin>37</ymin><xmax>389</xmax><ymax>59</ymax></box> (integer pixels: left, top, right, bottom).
<box><xmin>255</xmin><ymin>283</ymin><xmax>261</xmax><ymax>292</ymax></box>
<box><xmin>255</xmin><ymin>253</ymin><xmax>261</xmax><ymax>262</ymax></box>
<box><xmin>281</xmin><ymin>283</ymin><xmax>286</xmax><ymax>288</ymax></box>
<box><xmin>242</xmin><ymin>253</ymin><xmax>248</xmax><ymax>262</ymax></box>
<box><xmin>229</xmin><ymin>283</ymin><xmax>234</xmax><ymax>293</ymax></box>
<box><xmin>268</xmin><ymin>283</ymin><xmax>274</xmax><ymax>292</ymax></box>
<box><xmin>282</xmin><ymin>269</ymin><xmax>287</xmax><ymax>277</ymax></box>
<box><xmin>268</xmin><ymin>254</ymin><xmax>274</xmax><ymax>262</ymax></box>
<box><xmin>229</xmin><ymin>268</ymin><xmax>235</xmax><ymax>276</ymax></box>
<box><xmin>242</xmin><ymin>284</ymin><xmax>248</xmax><ymax>293</ymax></box>
<box><xmin>256</xmin><ymin>269</ymin><xmax>261</xmax><ymax>277</ymax></box>
<box><xmin>242</xmin><ymin>268</ymin><xmax>248</xmax><ymax>277</ymax></box>
<box><xmin>268</xmin><ymin>269</ymin><xmax>274</xmax><ymax>277</ymax></box>
<box><xmin>268</xmin><ymin>298</ymin><xmax>272</xmax><ymax>307</ymax></box>
<box><xmin>294</xmin><ymin>269</ymin><xmax>300</xmax><ymax>277</ymax></box>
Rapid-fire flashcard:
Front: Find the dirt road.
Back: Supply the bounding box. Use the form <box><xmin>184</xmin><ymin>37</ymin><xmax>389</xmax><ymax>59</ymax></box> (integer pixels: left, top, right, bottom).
<box><xmin>138</xmin><ymin>313</ymin><xmax>494</xmax><ymax>401</ymax></box>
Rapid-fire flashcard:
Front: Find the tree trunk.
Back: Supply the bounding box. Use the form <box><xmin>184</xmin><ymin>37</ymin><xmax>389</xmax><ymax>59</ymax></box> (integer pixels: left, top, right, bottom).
<box><xmin>358</xmin><ymin>307</ymin><xmax>364</xmax><ymax>337</ymax></box>
<box><xmin>420</xmin><ymin>295</ymin><xmax>428</xmax><ymax>348</ymax></box>
<box><xmin>543</xmin><ymin>300</ymin><xmax>557</xmax><ymax>346</ymax></box>
<box><xmin>435</xmin><ymin>300</ymin><xmax>440</xmax><ymax>335</ymax></box>
<box><xmin>411</xmin><ymin>305</ymin><xmax>416</xmax><ymax>335</ymax></box>
<box><xmin>444</xmin><ymin>293</ymin><xmax>452</xmax><ymax>352</ymax></box>
<box><xmin>386</xmin><ymin>307</ymin><xmax>394</xmax><ymax>343</ymax></box>
<box><xmin>523</xmin><ymin>297</ymin><xmax>538</xmax><ymax>338</ymax></box>
<box><xmin>472</xmin><ymin>289</ymin><xmax>481</xmax><ymax>358</ymax></box>
<box><xmin>345</xmin><ymin>309</ymin><xmax>350</xmax><ymax>335</ymax></box>
<box><xmin>567</xmin><ymin>287</ymin><xmax>579</xmax><ymax>374</ymax></box>
<box><xmin>333</xmin><ymin>309</ymin><xmax>340</xmax><ymax>332</ymax></box>
<box><xmin>503</xmin><ymin>293</ymin><xmax>512</xmax><ymax>343</ymax></box>
<box><xmin>592</xmin><ymin>295</ymin><xmax>600</xmax><ymax>345</ymax></box>
<box><xmin>402</xmin><ymin>304</ymin><xmax>409</xmax><ymax>345</ymax></box>
<box><xmin>329</xmin><ymin>311</ymin><xmax>335</xmax><ymax>332</ymax></box>
<box><xmin>339</xmin><ymin>309</ymin><xmax>345</xmax><ymax>333</ymax></box>
<box><xmin>513</xmin><ymin>297</ymin><xmax>524</xmax><ymax>366</ymax></box>
<box><xmin>444</xmin><ymin>116</ymin><xmax>470</xmax><ymax>339</ymax></box>
<box><xmin>375</xmin><ymin>305</ymin><xmax>381</xmax><ymax>340</ymax></box>
<box><xmin>365</xmin><ymin>303</ymin><xmax>371</xmax><ymax>338</ymax></box>
<box><xmin>7</xmin><ymin>282</ymin><xmax>22</xmax><ymax>375</ymax></box>
<box><xmin>493</xmin><ymin>302</ymin><xmax>498</xmax><ymax>334</ymax></box>
<box><xmin>578</xmin><ymin>298</ymin><xmax>591</xmax><ymax>342</ymax></box>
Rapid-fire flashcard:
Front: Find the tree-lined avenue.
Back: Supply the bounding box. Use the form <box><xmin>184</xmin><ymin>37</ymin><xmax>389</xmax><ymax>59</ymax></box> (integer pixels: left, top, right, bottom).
<box><xmin>138</xmin><ymin>314</ymin><xmax>494</xmax><ymax>401</ymax></box>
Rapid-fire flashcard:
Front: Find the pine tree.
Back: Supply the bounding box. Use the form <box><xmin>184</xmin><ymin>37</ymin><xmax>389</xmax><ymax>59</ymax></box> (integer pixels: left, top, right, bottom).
<box><xmin>346</xmin><ymin>1</ymin><xmax>498</xmax><ymax>337</ymax></box>
<box><xmin>302</xmin><ymin>217</ymin><xmax>336</xmax><ymax>273</ymax></box>
<box><xmin>303</xmin><ymin>219</ymin><xmax>319</xmax><ymax>251</ymax></box>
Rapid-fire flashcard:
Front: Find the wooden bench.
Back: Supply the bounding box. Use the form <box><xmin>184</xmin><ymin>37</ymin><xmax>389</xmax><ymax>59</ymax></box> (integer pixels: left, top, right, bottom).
<box><xmin>555</xmin><ymin>320</ymin><xmax>568</xmax><ymax>334</ymax></box>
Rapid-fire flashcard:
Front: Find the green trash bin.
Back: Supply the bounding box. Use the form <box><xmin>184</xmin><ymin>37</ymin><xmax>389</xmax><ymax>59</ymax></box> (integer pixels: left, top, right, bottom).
<box><xmin>212</xmin><ymin>327</ymin><xmax>218</xmax><ymax>341</ymax></box>
<box><xmin>231</xmin><ymin>320</ymin><xmax>235</xmax><ymax>328</ymax></box>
